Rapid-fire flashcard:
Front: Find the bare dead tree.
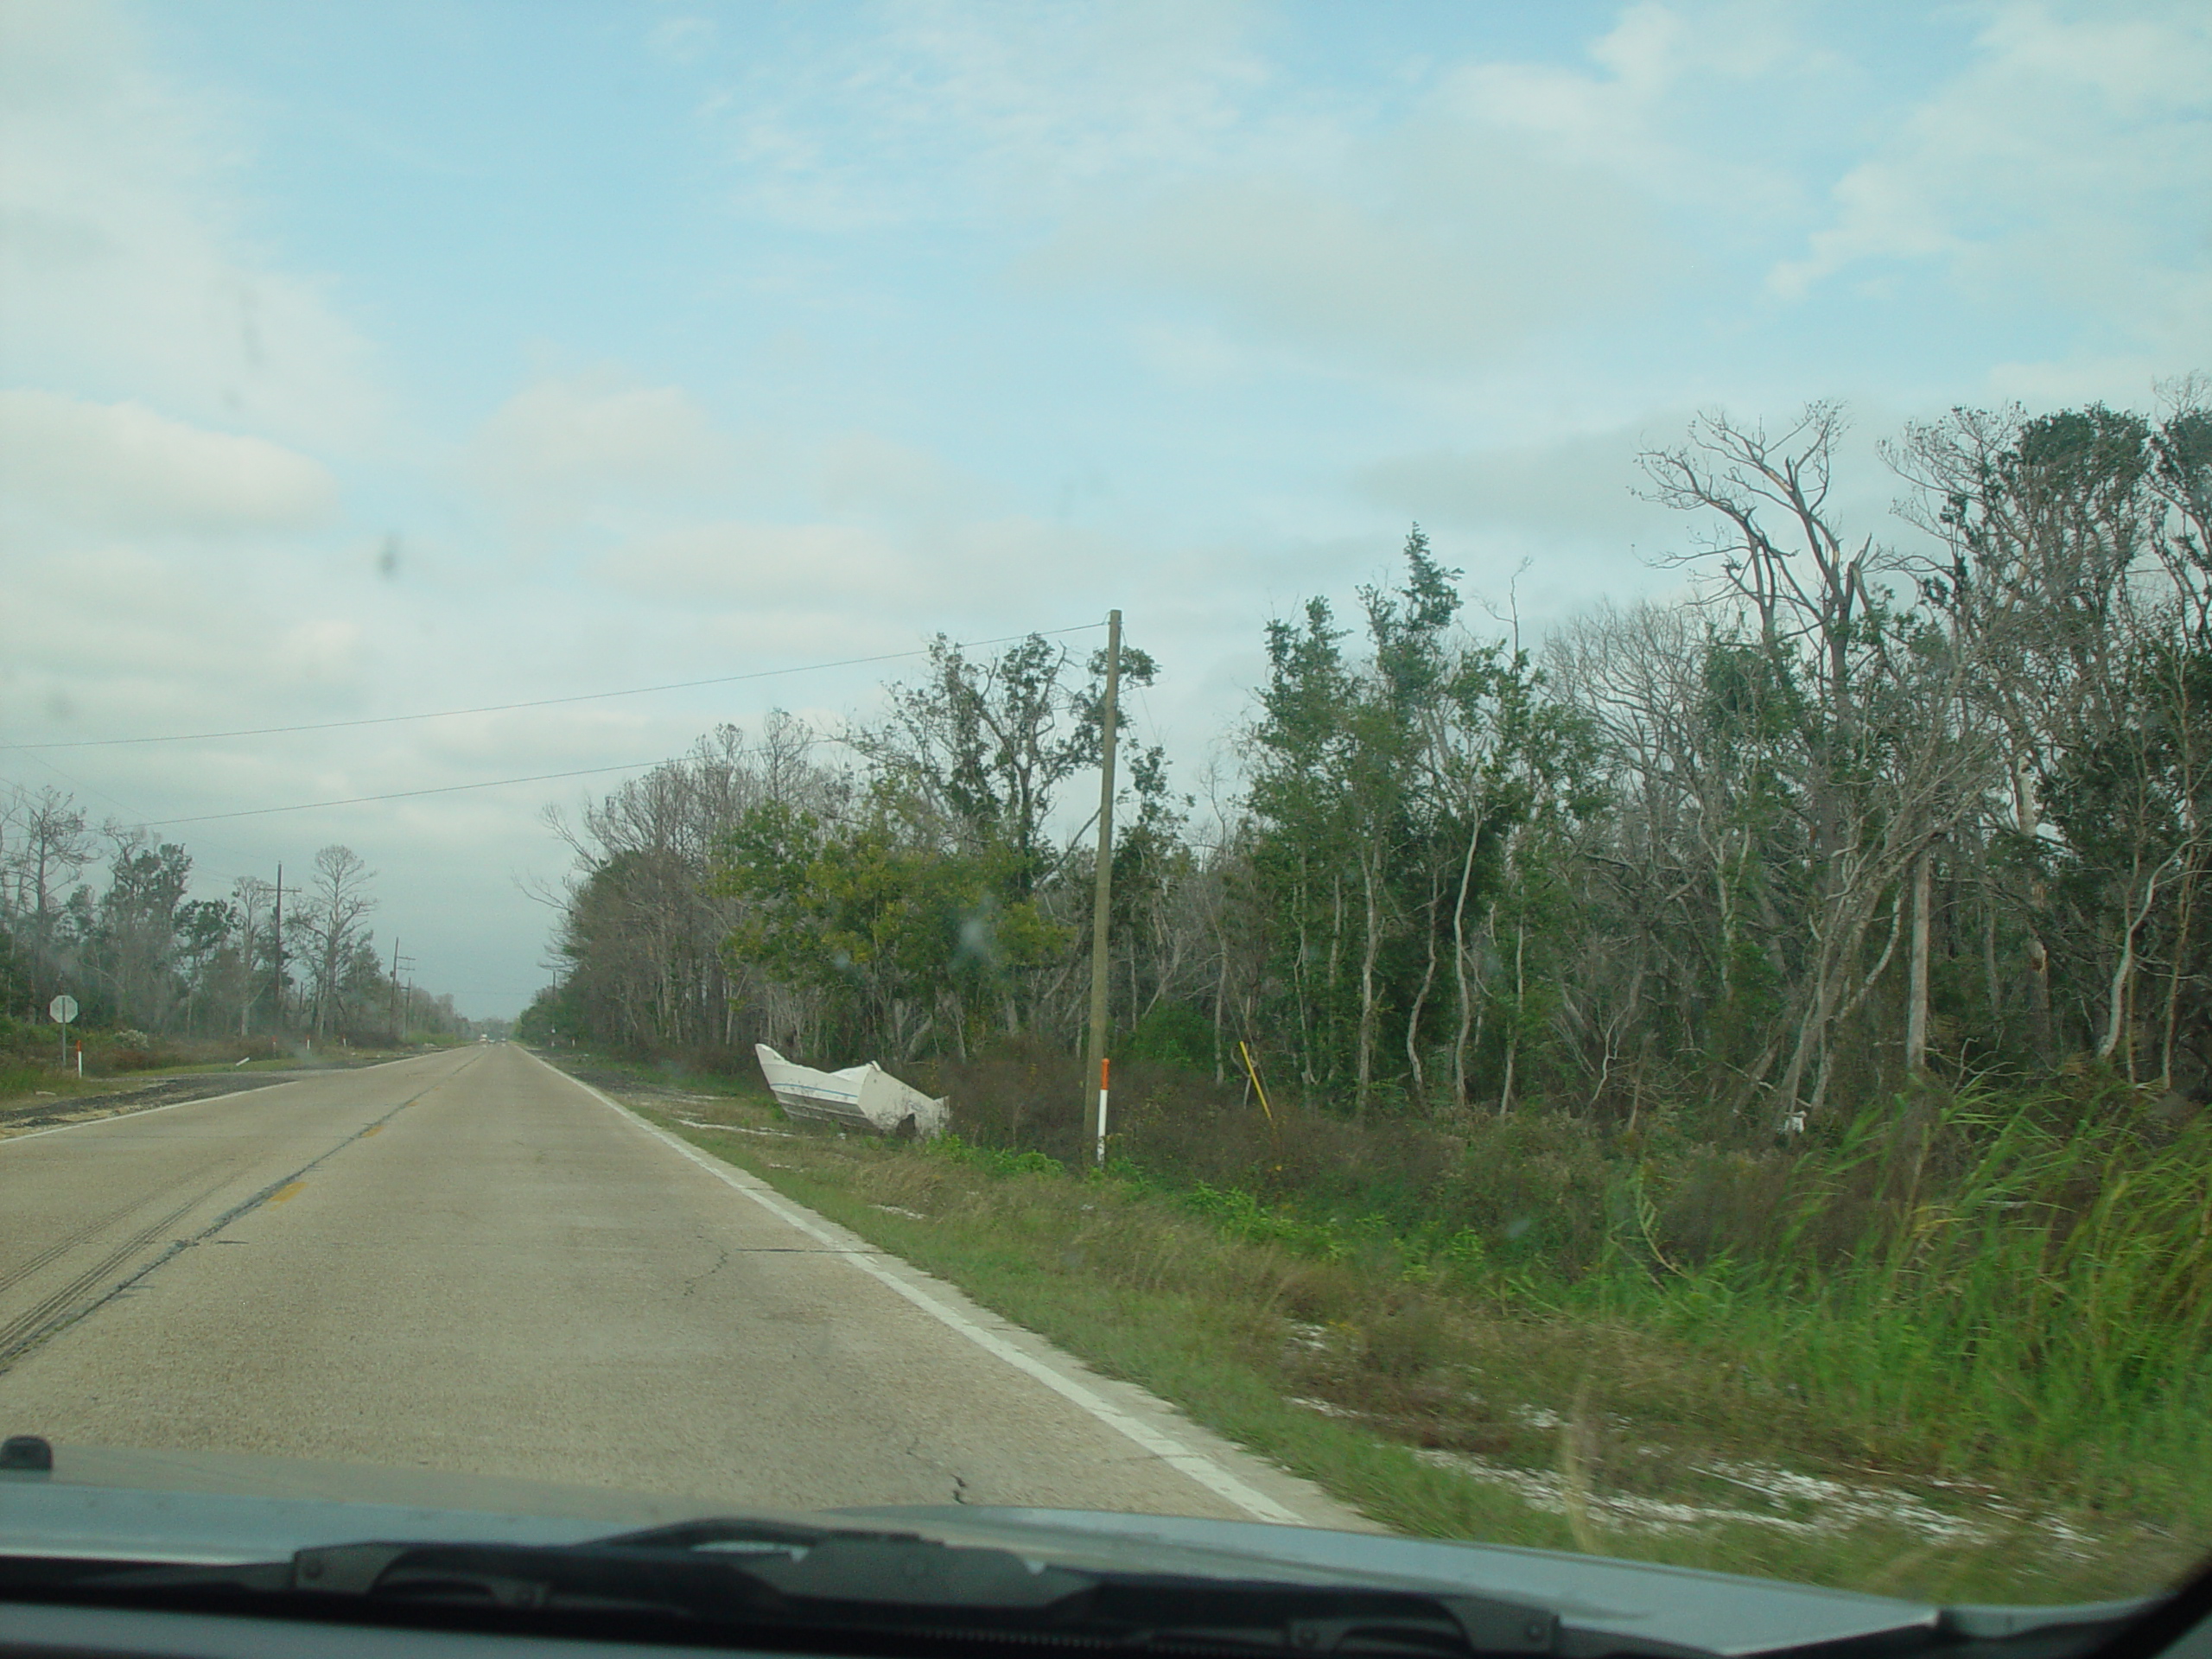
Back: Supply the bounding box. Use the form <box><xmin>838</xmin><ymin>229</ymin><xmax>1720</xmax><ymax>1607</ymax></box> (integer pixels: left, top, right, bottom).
<box><xmin>292</xmin><ymin>845</ymin><xmax>378</xmax><ymax>1038</ymax></box>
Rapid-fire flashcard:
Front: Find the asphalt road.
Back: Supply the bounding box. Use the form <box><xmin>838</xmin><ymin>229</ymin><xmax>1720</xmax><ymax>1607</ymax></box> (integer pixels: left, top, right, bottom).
<box><xmin>0</xmin><ymin>1044</ymin><xmax>1358</xmax><ymax>1527</ymax></box>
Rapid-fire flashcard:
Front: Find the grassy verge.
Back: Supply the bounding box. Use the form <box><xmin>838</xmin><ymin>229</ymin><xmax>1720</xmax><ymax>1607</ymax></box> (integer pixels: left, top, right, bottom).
<box><xmin>557</xmin><ymin>1053</ymin><xmax>2204</xmax><ymax>1605</ymax></box>
<box><xmin>3</xmin><ymin>1055</ymin><xmax>289</xmax><ymax>1097</ymax></box>
<box><xmin>0</xmin><ymin>1040</ymin><xmax>433</xmax><ymax>1120</ymax></box>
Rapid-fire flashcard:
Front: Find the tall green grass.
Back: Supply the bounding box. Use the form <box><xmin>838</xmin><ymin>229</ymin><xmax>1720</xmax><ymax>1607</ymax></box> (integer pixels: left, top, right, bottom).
<box><xmin>1130</xmin><ymin>1083</ymin><xmax>2211</xmax><ymax>1513</ymax></box>
<box><xmin>1599</xmin><ymin>1090</ymin><xmax>2212</xmax><ymax>1505</ymax></box>
<box><xmin>0</xmin><ymin>1061</ymin><xmax>48</xmax><ymax>1099</ymax></box>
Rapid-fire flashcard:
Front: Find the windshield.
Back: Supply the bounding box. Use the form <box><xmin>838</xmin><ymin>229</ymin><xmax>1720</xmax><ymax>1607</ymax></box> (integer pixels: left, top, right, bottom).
<box><xmin>2</xmin><ymin>0</ymin><xmax>2207</xmax><ymax>1623</ymax></box>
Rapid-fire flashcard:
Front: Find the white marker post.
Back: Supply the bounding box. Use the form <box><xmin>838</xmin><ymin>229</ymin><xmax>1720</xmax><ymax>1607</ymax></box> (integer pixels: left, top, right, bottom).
<box><xmin>1095</xmin><ymin>1057</ymin><xmax>1110</xmax><ymax>1168</ymax></box>
<box><xmin>48</xmin><ymin>994</ymin><xmax>78</xmax><ymax>1072</ymax></box>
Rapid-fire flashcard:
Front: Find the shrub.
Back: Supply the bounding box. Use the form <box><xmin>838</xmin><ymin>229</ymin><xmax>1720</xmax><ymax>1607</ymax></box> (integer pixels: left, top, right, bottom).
<box><xmin>1122</xmin><ymin>1002</ymin><xmax>1216</xmax><ymax>1071</ymax></box>
<box><xmin>932</xmin><ymin>1133</ymin><xmax>1067</xmax><ymax>1182</ymax></box>
<box><xmin>920</xmin><ymin>1034</ymin><xmax>1085</xmax><ymax>1162</ymax></box>
<box><xmin>0</xmin><ymin>1060</ymin><xmax>48</xmax><ymax>1098</ymax></box>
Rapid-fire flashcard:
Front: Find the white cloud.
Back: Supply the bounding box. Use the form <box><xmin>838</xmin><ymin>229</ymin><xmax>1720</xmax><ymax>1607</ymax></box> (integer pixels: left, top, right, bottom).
<box><xmin>3</xmin><ymin>541</ymin><xmax>365</xmax><ymax>728</ymax></box>
<box><xmin>816</xmin><ymin>432</ymin><xmax>977</xmax><ymax>518</ymax></box>
<box><xmin>0</xmin><ymin>388</ymin><xmax>337</xmax><ymax>533</ymax></box>
<box><xmin>600</xmin><ymin>520</ymin><xmax>912</xmax><ymax>606</ymax></box>
<box><xmin>592</xmin><ymin>512</ymin><xmax>1103</xmax><ymax>621</ymax></box>
<box><xmin>266</xmin><ymin>616</ymin><xmax>367</xmax><ymax>686</ymax></box>
<box><xmin>462</xmin><ymin>372</ymin><xmax>988</xmax><ymax>545</ymax></box>
<box><xmin>646</xmin><ymin>15</ymin><xmax>715</xmax><ymax>66</ymax></box>
<box><xmin>1357</xmin><ymin>420</ymin><xmax>1680</xmax><ymax>545</ymax></box>
<box><xmin>696</xmin><ymin>0</ymin><xmax>1271</xmax><ymax>230</ymax></box>
<box><xmin>1771</xmin><ymin>2</ymin><xmax>2212</xmax><ymax>356</ymax></box>
<box><xmin>464</xmin><ymin>372</ymin><xmax>758</xmax><ymax>534</ymax></box>
<box><xmin>1441</xmin><ymin>1</ymin><xmax>1817</xmax><ymax>215</ymax></box>
<box><xmin>1027</xmin><ymin>140</ymin><xmax>1661</xmax><ymax>373</ymax></box>
<box><xmin>1014</xmin><ymin>4</ymin><xmax>1860</xmax><ymax>377</ymax></box>
<box><xmin>0</xmin><ymin>0</ymin><xmax>383</xmax><ymax>448</ymax></box>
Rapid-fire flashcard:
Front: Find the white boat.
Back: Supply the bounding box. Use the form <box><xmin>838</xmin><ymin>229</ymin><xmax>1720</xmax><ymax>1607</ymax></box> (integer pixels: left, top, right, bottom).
<box><xmin>753</xmin><ymin>1045</ymin><xmax>950</xmax><ymax>1140</ymax></box>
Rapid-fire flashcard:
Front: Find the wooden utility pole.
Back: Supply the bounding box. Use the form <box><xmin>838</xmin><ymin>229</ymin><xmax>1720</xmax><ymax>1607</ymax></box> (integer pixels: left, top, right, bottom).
<box><xmin>1083</xmin><ymin>609</ymin><xmax>1122</xmax><ymax>1166</ymax></box>
<box><xmin>1905</xmin><ymin>845</ymin><xmax>1933</xmax><ymax>1075</ymax></box>
<box><xmin>270</xmin><ymin>863</ymin><xmax>284</xmax><ymax>1033</ymax></box>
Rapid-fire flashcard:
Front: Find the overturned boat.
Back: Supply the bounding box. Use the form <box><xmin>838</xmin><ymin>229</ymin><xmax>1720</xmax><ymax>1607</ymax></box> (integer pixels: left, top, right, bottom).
<box><xmin>753</xmin><ymin>1044</ymin><xmax>950</xmax><ymax>1140</ymax></box>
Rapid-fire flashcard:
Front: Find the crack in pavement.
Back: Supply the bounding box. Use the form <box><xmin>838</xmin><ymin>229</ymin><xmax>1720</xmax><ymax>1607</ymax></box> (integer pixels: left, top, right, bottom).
<box><xmin>895</xmin><ymin>1429</ymin><xmax>974</xmax><ymax>1508</ymax></box>
<box><xmin>680</xmin><ymin>1240</ymin><xmax>731</xmax><ymax>1299</ymax></box>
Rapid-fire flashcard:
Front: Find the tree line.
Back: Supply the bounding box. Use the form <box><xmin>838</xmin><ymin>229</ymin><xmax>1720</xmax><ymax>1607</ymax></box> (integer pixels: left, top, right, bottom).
<box><xmin>0</xmin><ymin>820</ymin><xmax>467</xmax><ymax>1046</ymax></box>
<box><xmin>524</xmin><ymin>391</ymin><xmax>2211</xmax><ymax>1126</ymax></box>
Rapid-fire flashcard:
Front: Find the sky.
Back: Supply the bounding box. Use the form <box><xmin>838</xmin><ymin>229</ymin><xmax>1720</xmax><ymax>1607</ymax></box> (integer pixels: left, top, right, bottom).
<box><xmin>1</xmin><ymin>0</ymin><xmax>2206</xmax><ymax>1018</ymax></box>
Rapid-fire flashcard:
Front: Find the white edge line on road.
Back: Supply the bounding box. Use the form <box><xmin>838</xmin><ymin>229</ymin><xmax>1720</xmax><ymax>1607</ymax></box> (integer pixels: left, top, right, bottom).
<box><xmin>532</xmin><ymin>1052</ymin><xmax>1305</xmax><ymax>1528</ymax></box>
<box><xmin>0</xmin><ymin>1052</ymin><xmax>454</xmax><ymax>1149</ymax></box>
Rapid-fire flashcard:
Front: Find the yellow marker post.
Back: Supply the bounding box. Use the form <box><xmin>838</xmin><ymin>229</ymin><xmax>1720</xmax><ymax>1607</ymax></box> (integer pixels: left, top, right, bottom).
<box><xmin>1237</xmin><ymin>1041</ymin><xmax>1276</xmax><ymax>1130</ymax></box>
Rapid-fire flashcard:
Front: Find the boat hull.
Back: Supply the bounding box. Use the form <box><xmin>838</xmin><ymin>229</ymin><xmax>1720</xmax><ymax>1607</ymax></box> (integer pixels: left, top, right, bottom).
<box><xmin>753</xmin><ymin>1045</ymin><xmax>949</xmax><ymax>1139</ymax></box>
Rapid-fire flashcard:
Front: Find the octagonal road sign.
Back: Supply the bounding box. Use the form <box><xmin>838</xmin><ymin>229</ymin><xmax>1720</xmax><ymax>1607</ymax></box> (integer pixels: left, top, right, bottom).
<box><xmin>48</xmin><ymin>995</ymin><xmax>78</xmax><ymax>1025</ymax></box>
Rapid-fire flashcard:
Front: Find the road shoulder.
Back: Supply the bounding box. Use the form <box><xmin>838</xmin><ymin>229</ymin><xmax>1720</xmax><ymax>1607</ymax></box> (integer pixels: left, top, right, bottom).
<box><xmin>526</xmin><ymin>1048</ymin><xmax>1380</xmax><ymax>1535</ymax></box>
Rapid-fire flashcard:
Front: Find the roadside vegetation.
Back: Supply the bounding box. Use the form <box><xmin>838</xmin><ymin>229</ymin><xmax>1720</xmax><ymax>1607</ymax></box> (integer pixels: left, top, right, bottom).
<box><xmin>0</xmin><ymin>820</ymin><xmax>475</xmax><ymax>1092</ymax></box>
<box><xmin>525</xmin><ymin>393</ymin><xmax>2211</xmax><ymax>1596</ymax></box>
<box><xmin>0</xmin><ymin>1030</ymin><xmax>283</xmax><ymax>1099</ymax></box>
<box><xmin>525</xmin><ymin>397</ymin><xmax>2212</xmax><ymax>1127</ymax></box>
<box><xmin>0</xmin><ymin>1029</ymin><xmax>465</xmax><ymax>1134</ymax></box>
<box><xmin>563</xmin><ymin>1046</ymin><xmax>2207</xmax><ymax>1605</ymax></box>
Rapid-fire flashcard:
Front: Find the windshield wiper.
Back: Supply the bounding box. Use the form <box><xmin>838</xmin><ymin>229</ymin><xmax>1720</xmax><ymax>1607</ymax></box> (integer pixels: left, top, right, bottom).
<box><xmin>41</xmin><ymin>1529</ymin><xmax>1561</xmax><ymax>1656</ymax></box>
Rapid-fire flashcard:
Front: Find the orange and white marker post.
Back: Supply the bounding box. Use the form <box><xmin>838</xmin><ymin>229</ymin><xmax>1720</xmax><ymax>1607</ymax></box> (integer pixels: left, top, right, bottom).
<box><xmin>1095</xmin><ymin>1056</ymin><xmax>1111</xmax><ymax>1167</ymax></box>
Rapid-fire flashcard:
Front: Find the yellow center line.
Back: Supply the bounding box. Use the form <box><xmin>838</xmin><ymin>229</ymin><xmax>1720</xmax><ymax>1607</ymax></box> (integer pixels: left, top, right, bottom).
<box><xmin>360</xmin><ymin>1124</ymin><xmax>383</xmax><ymax>1137</ymax></box>
<box><xmin>268</xmin><ymin>1180</ymin><xmax>306</xmax><ymax>1205</ymax></box>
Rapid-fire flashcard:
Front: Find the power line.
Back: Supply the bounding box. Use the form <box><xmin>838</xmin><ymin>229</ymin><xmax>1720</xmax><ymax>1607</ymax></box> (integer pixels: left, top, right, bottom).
<box><xmin>0</xmin><ymin>747</ymin><xmax>264</xmax><ymax>867</ymax></box>
<box><xmin>10</xmin><ymin>623</ymin><xmax>1106</xmax><ymax>751</ymax></box>
<box><xmin>137</xmin><ymin>759</ymin><xmax>671</xmax><ymax>827</ymax></box>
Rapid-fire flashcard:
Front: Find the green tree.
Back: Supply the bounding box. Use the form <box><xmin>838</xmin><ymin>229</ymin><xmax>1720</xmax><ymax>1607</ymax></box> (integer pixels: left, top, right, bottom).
<box><xmin>716</xmin><ymin>798</ymin><xmax>1066</xmax><ymax>1061</ymax></box>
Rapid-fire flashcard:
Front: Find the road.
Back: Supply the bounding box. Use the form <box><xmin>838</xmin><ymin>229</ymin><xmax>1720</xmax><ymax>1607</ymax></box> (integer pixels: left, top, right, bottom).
<box><xmin>0</xmin><ymin>1044</ymin><xmax>1357</xmax><ymax>1527</ymax></box>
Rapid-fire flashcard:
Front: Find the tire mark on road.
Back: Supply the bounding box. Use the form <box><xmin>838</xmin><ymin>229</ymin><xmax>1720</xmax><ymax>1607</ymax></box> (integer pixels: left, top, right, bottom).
<box><xmin>0</xmin><ymin>1170</ymin><xmax>212</xmax><ymax>1299</ymax></box>
<box><xmin>0</xmin><ymin>1192</ymin><xmax>207</xmax><ymax>1367</ymax></box>
<box><xmin>0</xmin><ymin>1054</ymin><xmax>480</xmax><ymax>1374</ymax></box>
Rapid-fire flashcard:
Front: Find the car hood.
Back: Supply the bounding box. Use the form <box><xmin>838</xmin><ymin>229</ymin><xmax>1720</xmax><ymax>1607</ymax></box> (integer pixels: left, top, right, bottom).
<box><xmin>0</xmin><ymin>1444</ymin><xmax>2154</xmax><ymax>1659</ymax></box>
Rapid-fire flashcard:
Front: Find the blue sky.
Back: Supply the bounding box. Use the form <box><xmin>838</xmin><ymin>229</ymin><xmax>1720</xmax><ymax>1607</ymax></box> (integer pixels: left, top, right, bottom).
<box><xmin>3</xmin><ymin>0</ymin><xmax>2206</xmax><ymax>1015</ymax></box>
